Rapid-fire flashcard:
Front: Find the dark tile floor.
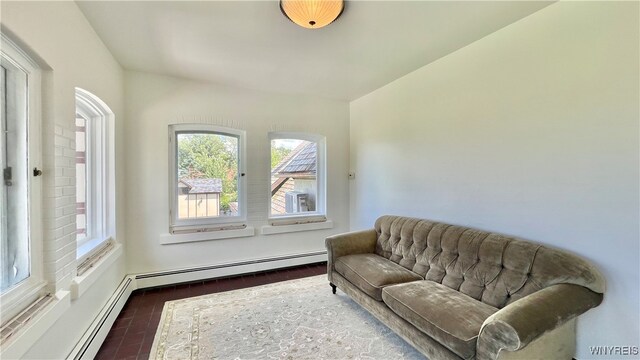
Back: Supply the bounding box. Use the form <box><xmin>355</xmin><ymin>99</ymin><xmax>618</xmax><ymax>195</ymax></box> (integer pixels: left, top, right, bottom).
<box><xmin>95</xmin><ymin>262</ymin><xmax>327</xmax><ymax>360</ymax></box>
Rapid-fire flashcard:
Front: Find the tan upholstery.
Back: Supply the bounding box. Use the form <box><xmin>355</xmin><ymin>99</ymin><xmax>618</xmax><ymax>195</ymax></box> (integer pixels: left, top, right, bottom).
<box><xmin>383</xmin><ymin>281</ymin><xmax>498</xmax><ymax>360</ymax></box>
<box><xmin>325</xmin><ymin>215</ymin><xmax>605</xmax><ymax>360</ymax></box>
<box><xmin>332</xmin><ymin>272</ymin><xmax>462</xmax><ymax>360</ymax></box>
<box><xmin>325</xmin><ymin>229</ymin><xmax>377</xmax><ymax>283</ymax></box>
<box><xmin>477</xmin><ymin>283</ymin><xmax>603</xmax><ymax>359</ymax></box>
<box><xmin>374</xmin><ymin>215</ymin><xmax>605</xmax><ymax>308</ymax></box>
<box><xmin>334</xmin><ymin>253</ymin><xmax>422</xmax><ymax>301</ymax></box>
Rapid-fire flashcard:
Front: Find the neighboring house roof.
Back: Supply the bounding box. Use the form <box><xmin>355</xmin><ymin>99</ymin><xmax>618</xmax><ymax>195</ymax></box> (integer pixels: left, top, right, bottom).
<box><xmin>272</xmin><ymin>141</ymin><xmax>316</xmax><ymax>178</ymax></box>
<box><xmin>270</xmin><ymin>141</ymin><xmax>317</xmax><ymax>214</ymax></box>
<box><xmin>179</xmin><ymin>178</ymin><xmax>222</xmax><ymax>194</ymax></box>
<box><xmin>271</xmin><ymin>178</ymin><xmax>294</xmax><ymax>215</ymax></box>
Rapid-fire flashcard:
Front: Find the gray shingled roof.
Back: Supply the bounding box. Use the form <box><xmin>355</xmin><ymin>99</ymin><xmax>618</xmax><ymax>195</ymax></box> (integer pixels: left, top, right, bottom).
<box><xmin>272</xmin><ymin>141</ymin><xmax>316</xmax><ymax>176</ymax></box>
<box><xmin>179</xmin><ymin>178</ymin><xmax>222</xmax><ymax>194</ymax></box>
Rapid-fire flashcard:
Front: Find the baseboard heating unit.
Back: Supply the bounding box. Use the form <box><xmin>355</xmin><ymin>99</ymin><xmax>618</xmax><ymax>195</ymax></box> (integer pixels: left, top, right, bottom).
<box><xmin>134</xmin><ymin>250</ymin><xmax>327</xmax><ymax>289</ymax></box>
<box><xmin>69</xmin><ymin>277</ymin><xmax>135</xmax><ymax>360</ymax></box>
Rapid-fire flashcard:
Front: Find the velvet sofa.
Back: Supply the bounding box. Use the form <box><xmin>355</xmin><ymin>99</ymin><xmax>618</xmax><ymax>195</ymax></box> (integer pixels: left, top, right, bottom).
<box><xmin>325</xmin><ymin>215</ymin><xmax>604</xmax><ymax>360</ymax></box>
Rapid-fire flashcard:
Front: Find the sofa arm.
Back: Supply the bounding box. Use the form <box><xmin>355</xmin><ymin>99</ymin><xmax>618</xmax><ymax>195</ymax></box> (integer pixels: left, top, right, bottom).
<box><xmin>325</xmin><ymin>229</ymin><xmax>377</xmax><ymax>282</ymax></box>
<box><xmin>476</xmin><ymin>284</ymin><xmax>603</xmax><ymax>360</ymax></box>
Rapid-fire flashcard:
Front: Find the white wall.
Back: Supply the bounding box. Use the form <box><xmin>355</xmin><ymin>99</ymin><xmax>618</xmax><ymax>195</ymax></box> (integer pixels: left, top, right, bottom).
<box><xmin>1</xmin><ymin>1</ymin><xmax>126</xmax><ymax>358</ymax></box>
<box><xmin>124</xmin><ymin>71</ymin><xmax>350</xmax><ymax>274</ymax></box>
<box><xmin>350</xmin><ymin>2</ymin><xmax>638</xmax><ymax>359</ymax></box>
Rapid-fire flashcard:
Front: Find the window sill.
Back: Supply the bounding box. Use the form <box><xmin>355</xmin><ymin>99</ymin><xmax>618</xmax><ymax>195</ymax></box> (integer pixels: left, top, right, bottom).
<box><xmin>77</xmin><ymin>236</ymin><xmax>110</xmax><ymax>261</ymax></box>
<box><xmin>71</xmin><ymin>243</ymin><xmax>123</xmax><ymax>300</ymax></box>
<box><xmin>0</xmin><ymin>279</ymin><xmax>48</xmax><ymax>325</ymax></box>
<box><xmin>261</xmin><ymin>220</ymin><xmax>334</xmax><ymax>235</ymax></box>
<box><xmin>1</xmin><ymin>290</ymin><xmax>70</xmax><ymax>360</ymax></box>
<box><xmin>160</xmin><ymin>226</ymin><xmax>255</xmax><ymax>245</ymax></box>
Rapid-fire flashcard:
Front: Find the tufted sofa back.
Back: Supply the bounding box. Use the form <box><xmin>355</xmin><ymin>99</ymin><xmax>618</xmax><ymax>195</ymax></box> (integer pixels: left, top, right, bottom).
<box><xmin>374</xmin><ymin>215</ymin><xmax>605</xmax><ymax>309</ymax></box>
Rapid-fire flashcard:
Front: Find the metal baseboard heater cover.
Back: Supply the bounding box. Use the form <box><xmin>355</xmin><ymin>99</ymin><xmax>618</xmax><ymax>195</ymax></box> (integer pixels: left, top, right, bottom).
<box><xmin>135</xmin><ymin>251</ymin><xmax>327</xmax><ymax>280</ymax></box>
<box><xmin>72</xmin><ymin>277</ymin><xmax>133</xmax><ymax>360</ymax></box>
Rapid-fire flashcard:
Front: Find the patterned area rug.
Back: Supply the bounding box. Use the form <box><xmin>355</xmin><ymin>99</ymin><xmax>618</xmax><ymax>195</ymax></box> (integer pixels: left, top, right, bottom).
<box><xmin>149</xmin><ymin>275</ymin><xmax>423</xmax><ymax>359</ymax></box>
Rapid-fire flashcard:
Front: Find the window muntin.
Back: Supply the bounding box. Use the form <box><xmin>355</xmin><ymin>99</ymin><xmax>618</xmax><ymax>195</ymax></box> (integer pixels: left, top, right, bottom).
<box><xmin>75</xmin><ymin>114</ymin><xmax>88</xmax><ymax>241</ymax></box>
<box><xmin>269</xmin><ymin>133</ymin><xmax>325</xmax><ymax>220</ymax></box>
<box><xmin>169</xmin><ymin>125</ymin><xmax>246</xmax><ymax>232</ymax></box>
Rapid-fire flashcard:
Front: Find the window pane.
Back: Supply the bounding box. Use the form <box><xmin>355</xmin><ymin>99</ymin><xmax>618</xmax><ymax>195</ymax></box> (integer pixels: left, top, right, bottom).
<box><xmin>1</xmin><ymin>62</ymin><xmax>30</xmax><ymax>293</ymax></box>
<box><xmin>75</xmin><ymin>114</ymin><xmax>87</xmax><ymax>240</ymax></box>
<box><xmin>270</xmin><ymin>139</ymin><xmax>317</xmax><ymax>216</ymax></box>
<box><xmin>176</xmin><ymin>132</ymin><xmax>238</xmax><ymax>219</ymax></box>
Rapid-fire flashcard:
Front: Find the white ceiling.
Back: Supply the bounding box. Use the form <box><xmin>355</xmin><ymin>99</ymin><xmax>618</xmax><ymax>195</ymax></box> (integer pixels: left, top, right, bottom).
<box><xmin>76</xmin><ymin>1</ymin><xmax>551</xmax><ymax>101</ymax></box>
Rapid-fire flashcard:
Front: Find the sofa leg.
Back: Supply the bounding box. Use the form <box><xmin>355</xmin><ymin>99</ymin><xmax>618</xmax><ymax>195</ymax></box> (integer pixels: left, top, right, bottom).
<box><xmin>330</xmin><ymin>283</ymin><xmax>337</xmax><ymax>294</ymax></box>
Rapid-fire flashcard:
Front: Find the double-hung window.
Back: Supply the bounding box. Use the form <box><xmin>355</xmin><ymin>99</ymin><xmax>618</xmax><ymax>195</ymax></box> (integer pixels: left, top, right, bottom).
<box><xmin>169</xmin><ymin>124</ymin><xmax>246</xmax><ymax>233</ymax></box>
<box><xmin>1</xmin><ymin>35</ymin><xmax>44</xmax><ymax>324</ymax></box>
<box><xmin>269</xmin><ymin>132</ymin><xmax>326</xmax><ymax>224</ymax></box>
<box><xmin>75</xmin><ymin>88</ymin><xmax>114</xmax><ymax>259</ymax></box>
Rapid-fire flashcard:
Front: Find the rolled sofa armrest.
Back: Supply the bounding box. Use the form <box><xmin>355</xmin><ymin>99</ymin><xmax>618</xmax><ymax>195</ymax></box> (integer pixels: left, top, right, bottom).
<box><xmin>476</xmin><ymin>283</ymin><xmax>603</xmax><ymax>360</ymax></box>
<box><xmin>325</xmin><ymin>229</ymin><xmax>377</xmax><ymax>282</ymax></box>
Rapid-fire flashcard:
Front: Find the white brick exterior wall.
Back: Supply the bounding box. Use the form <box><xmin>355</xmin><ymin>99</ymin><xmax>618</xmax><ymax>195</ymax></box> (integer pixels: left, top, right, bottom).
<box><xmin>42</xmin><ymin>124</ymin><xmax>78</xmax><ymax>291</ymax></box>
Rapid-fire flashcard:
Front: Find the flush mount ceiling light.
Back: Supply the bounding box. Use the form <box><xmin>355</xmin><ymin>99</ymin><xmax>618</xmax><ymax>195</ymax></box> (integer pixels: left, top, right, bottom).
<box><xmin>280</xmin><ymin>0</ymin><xmax>345</xmax><ymax>29</ymax></box>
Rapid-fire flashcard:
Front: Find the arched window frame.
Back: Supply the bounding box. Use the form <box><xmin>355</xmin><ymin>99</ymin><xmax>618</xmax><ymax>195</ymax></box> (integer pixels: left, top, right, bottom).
<box><xmin>268</xmin><ymin>132</ymin><xmax>326</xmax><ymax>225</ymax></box>
<box><xmin>75</xmin><ymin>88</ymin><xmax>115</xmax><ymax>260</ymax></box>
<box><xmin>168</xmin><ymin>124</ymin><xmax>247</xmax><ymax>234</ymax></box>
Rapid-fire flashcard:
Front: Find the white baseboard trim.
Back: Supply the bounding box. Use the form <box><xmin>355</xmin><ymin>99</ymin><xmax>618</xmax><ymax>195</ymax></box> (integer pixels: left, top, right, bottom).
<box><xmin>134</xmin><ymin>250</ymin><xmax>328</xmax><ymax>289</ymax></box>
<box><xmin>68</xmin><ymin>250</ymin><xmax>327</xmax><ymax>359</ymax></box>
<box><xmin>68</xmin><ymin>276</ymin><xmax>136</xmax><ymax>360</ymax></box>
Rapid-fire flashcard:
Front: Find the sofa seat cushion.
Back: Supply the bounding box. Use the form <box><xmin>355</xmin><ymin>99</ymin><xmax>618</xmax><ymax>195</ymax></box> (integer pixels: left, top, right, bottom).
<box><xmin>334</xmin><ymin>254</ymin><xmax>423</xmax><ymax>301</ymax></box>
<box><xmin>382</xmin><ymin>280</ymin><xmax>498</xmax><ymax>360</ymax></box>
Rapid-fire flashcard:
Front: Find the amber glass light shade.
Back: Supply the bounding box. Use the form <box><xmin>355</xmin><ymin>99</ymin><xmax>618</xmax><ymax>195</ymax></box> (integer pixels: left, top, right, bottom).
<box><xmin>280</xmin><ymin>0</ymin><xmax>344</xmax><ymax>29</ymax></box>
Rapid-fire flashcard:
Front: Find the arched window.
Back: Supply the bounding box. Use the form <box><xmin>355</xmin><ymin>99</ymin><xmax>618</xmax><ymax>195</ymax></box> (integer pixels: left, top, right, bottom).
<box><xmin>269</xmin><ymin>132</ymin><xmax>326</xmax><ymax>224</ymax></box>
<box><xmin>75</xmin><ymin>88</ymin><xmax>114</xmax><ymax>258</ymax></box>
<box><xmin>168</xmin><ymin>124</ymin><xmax>247</xmax><ymax>233</ymax></box>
